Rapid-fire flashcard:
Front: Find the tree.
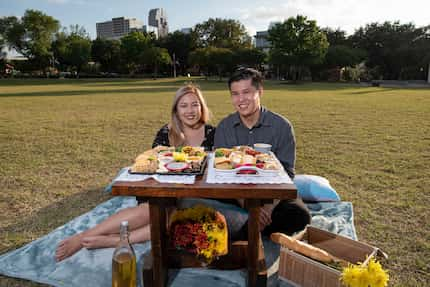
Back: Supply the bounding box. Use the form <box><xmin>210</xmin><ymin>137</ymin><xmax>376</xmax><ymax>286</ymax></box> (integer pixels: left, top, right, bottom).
<box><xmin>232</xmin><ymin>48</ymin><xmax>267</xmax><ymax>70</ymax></box>
<box><xmin>194</xmin><ymin>18</ymin><xmax>251</xmax><ymax>49</ymax></box>
<box><xmin>321</xmin><ymin>28</ymin><xmax>366</xmax><ymax>70</ymax></box>
<box><xmin>324</xmin><ymin>45</ymin><xmax>366</xmax><ymax>69</ymax></box>
<box><xmin>322</xmin><ymin>28</ymin><xmax>348</xmax><ymax>46</ymax></box>
<box><xmin>1</xmin><ymin>10</ymin><xmax>60</xmax><ymax>73</ymax></box>
<box><xmin>268</xmin><ymin>15</ymin><xmax>328</xmax><ymax>80</ymax></box>
<box><xmin>350</xmin><ymin>21</ymin><xmax>430</xmax><ymax>80</ymax></box>
<box><xmin>158</xmin><ymin>31</ymin><xmax>197</xmax><ymax>75</ymax></box>
<box><xmin>52</xmin><ymin>30</ymin><xmax>68</xmax><ymax>70</ymax></box>
<box><xmin>91</xmin><ymin>38</ymin><xmax>121</xmax><ymax>72</ymax></box>
<box><xmin>207</xmin><ymin>47</ymin><xmax>233</xmax><ymax>80</ymax></box>
<box><xmin>0</xmin><ymin>17</ymin><xmax>17</xmax><ymax>57</ymax></box>
<box><xmin>120</xmin><ymin>31</ymin><xmax>152</xmax><ymax>74</ymax></box>
<box><xmin>189</xmin><ymin>46</ymin><xmax>234</xmax><ymax>79</ymax></box>
<box><xmin>52</xmin><ymin>26</ymin><xmax>91</xmax><ymax>77</ymax></box>
<box><xmin>142</xmin><ymin>46</ymin><xmax>172</xmax><ymax>78</ymax></box>
<box><xmin>189</xmin><ymin>48</ymin><xmax>210</xmax><ymax>76</ymax></box>
<box><xmin>65</xmin><ymin>34</ymin><xmax>91</xmax><ymax>77</ymax></box>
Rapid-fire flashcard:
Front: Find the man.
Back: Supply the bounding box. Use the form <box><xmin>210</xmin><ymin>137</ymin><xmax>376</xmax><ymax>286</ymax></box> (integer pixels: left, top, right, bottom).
<box><xmin>214</xmin><ymin>67</ymin><xmax>311</xmax><ymax>237</ymax></box>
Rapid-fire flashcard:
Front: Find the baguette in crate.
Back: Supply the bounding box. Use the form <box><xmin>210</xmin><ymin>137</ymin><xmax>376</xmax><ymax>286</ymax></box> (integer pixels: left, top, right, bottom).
<box><xmin>271</xmin><ymin>226</ymin><xmax>387</xmax><ymax>287</ymax></box>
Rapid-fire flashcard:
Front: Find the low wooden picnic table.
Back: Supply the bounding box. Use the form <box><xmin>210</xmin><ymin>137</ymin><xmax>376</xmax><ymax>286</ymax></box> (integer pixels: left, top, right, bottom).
<box><xmin>111</xmin><ymin>169</ymin><xmax>297</xmax><ymax>287</ymax></box>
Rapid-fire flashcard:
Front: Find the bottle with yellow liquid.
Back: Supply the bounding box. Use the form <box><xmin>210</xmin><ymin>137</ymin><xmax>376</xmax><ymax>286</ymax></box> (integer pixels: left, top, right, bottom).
<box><xmin>112</xmin><ymin>221</ymin><xmax>136</xmax><ymax>287</ymax></box>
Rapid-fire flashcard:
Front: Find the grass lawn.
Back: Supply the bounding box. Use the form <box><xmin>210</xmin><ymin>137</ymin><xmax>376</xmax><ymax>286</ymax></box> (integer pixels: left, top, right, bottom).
<box><xmin>0</xmin><ymin>78</ymin><xmax>429</xmax><ymax>286</ymax></box>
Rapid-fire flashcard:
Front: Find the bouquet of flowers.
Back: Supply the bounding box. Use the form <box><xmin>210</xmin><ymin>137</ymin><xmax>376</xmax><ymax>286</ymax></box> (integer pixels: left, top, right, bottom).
<box><xmin>341</xmin><ymin>257</ymin><xmax>389</xmax><ymax>287</ymax></box>
<box><xmin>169</xmin><ymin>205</ymin><xmax>228</xmax><ymax>264</ymax></box>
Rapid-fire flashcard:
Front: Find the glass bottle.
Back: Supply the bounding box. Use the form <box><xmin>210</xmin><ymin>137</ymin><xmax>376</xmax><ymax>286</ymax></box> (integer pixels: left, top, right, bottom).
<box><xmin>112</xmin><ymin>221</ymin><xmax>136</xmax><ymax>287</ymax></box>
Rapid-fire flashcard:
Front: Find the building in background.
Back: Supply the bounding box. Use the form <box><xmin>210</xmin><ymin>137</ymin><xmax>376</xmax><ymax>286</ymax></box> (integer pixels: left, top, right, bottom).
<box><xmin>180</xmin><ymin>28</ymin><xmax>192</xmax><ymax>34</ymax></box>
<box><xmin>254</xmin><ymin>22</ymin><xmax>280</xmax><ymax>52</ymax></box>
<box><xmin>96</xmin><ymin>17</ymin><xmax>144</xmax><ymax>40</ymax></box>
<box><xmin>254</xmin><ymin>31</ymin><xmax>270</xmax><ymax>52</ymax></box>
<box><xmin>148</xmin><ymin>8</ymin><xmax>168</xmax><ymax>38</ymax></box>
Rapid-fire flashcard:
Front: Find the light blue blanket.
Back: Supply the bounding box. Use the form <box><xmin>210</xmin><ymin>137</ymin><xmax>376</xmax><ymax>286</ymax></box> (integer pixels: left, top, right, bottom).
<box><xmin>0</xmin><ymin>196</ymin><xmax>356</xmax><ymax>287</ymax></box>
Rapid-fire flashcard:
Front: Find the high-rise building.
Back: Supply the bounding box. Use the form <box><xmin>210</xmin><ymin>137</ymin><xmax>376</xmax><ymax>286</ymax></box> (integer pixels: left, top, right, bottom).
<box><xmin>96</xmin><ymin>17</ymin><xmax>144</xmax><ymax>40</ymax></box>
<box><xmin>148</xmin><ymin>8</ymin><xmax>168</xmax><ymax>38</ymax></box>
<box><xmin>255</xmin><ymin>31</ymin><xmax>270</xmax><ymax>51</ymax></box>
<box><xmin>254</xmin><ymin>22</ymin><xmax>280</xmax><ymax>52</ymax></box>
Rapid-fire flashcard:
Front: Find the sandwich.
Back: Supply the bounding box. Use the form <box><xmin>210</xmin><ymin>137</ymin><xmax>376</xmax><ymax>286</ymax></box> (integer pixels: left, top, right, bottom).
<box><xmin>131</xmin><ymin>154</ymin><xmax>158</xmax><ymax>173</ymax></box>
<box><xmin>214</xmin><ymin>156</ymin><xmax>232</xmax><ymax>170</ymax></box>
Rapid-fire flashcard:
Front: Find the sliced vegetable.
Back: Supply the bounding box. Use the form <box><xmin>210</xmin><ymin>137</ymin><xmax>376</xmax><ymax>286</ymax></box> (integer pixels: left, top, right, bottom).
<box><xmin>215</xmin><ymin>149</ymin><xmax>224</xmax><ymax>157</ymax></box>
<box><xmin>256</xmin><ymin>162</ymin><xmax>265</xmax><ymax>169</ymax></box>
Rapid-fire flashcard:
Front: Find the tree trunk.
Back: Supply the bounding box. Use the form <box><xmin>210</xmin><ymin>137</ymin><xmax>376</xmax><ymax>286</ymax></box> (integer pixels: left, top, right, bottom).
<box><xmin>427</xmin><ymin>62</ymin><xmax>430</xmax><ymax>84</ymax></box>
<box><xmin>294</xmin><ymin>66</ymin><xmax>299</xmax><ymax>82</ymax></box>
<box><xmin>218</xmin><ymin>66</ymin><xmax>222</xmax><ymax>81</ymax></box>
<box><xmin>154</xmin><ymin>64</ymin><xmax>158</xmax><ymax>79</ymax></box>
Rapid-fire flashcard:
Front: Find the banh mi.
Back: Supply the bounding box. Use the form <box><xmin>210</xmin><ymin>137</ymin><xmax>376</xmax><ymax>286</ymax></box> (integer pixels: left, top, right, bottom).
<box><xmin>242</xmin><ymin>154</ymin><xmax>256</xmax><ymax>165</ymax></box>
<box><xmin>229</xmin><ymin>152</ymin><xmax>243</xmax><ymax>166</ymax></box>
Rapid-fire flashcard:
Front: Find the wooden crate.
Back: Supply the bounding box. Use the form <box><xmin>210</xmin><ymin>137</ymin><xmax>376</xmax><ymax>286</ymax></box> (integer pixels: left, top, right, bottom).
<box><xmin>278</xmin><ymin>226</ymin><xmax>384</xmax><ymax>287</ymax></box>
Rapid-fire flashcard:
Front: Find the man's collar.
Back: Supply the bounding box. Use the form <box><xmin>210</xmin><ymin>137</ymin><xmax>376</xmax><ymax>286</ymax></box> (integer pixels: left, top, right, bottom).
<box><xmin>232</xmin><ymin>112</ymin><xmax>242</xmax><ymax>126</ymax></box>
<box><xmin>256</xmin><ymin>106</ymin><xmax>271</xmax><ymax>127</ymax></box>
<box><xmin>232</xmin><ymin>107</ymin><xmax>271</xmax><ymax>128</ymax></box>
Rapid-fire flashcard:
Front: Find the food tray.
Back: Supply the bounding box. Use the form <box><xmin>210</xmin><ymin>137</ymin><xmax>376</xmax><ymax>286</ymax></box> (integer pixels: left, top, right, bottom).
<box><xmin>128</xmin><ymin>156</ymin><xmax>208</xmax><ymax>176</ymax></box>
<box><xmin>213</xmin><ymin>152</ymin><xmax>284</xmax><ymax>176</ymax></box>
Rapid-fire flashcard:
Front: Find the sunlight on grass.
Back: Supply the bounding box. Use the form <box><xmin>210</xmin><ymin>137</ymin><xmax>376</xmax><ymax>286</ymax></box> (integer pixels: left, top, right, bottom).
<box><xmin>0</xmin><ymin>78</ymin><xmax>429</xmax><ymax>286</ymax></box>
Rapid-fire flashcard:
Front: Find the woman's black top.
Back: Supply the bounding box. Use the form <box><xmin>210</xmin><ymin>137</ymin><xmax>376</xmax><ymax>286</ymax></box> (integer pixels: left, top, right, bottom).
<box><xmin>152</xmin><ymin>124</ymin><xmax>216</xmax><ymax>151</ymax></box>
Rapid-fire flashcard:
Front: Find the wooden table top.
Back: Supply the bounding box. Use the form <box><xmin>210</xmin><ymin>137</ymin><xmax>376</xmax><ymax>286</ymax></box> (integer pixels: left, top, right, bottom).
<box><xmin>111</xmin><ymin>172</ymin><xmax>297</xmax><ymax>200</ymax></box>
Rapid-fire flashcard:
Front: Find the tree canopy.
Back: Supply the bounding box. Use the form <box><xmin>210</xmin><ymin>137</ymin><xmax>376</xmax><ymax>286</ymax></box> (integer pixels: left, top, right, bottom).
<box><xmin>120</xmin><ymin>31</ymin><xmax>153</xmax><ymax>74</ymax></box>
<box><xmin>1</xmin><ymin>9</ymin><xmax>429</xmax><ymax>81</ymax></box>
<box><xmin>157</xmin><ymin>31</ymin><xmax>197</xmax><ymax>75</ymax></box>
<box><xmin>1</xmin><ymin>10</ymin><xmax>60</xmax><ymax>71</ymax></box>
<box><xmin>91</xmin><ymin>38</ymin><xmax>121</xmax><ymax>72</ymax></box>
<box><xmin>268</xmin><ymin>15</ymin><xmax>329</xmax><ymax>80</ymax></box>
<box><xmin>350</xmin><ymin>21</ymin><xmax>430</xmax><ymax>79</ymax></box>
<box><xmin>194</xmin><ymin>18</ymin><xmax>251</xmax><ymax>49</ymax></box>
<box><xmin>52</xmin><ymin>26</ymin><xmax>92</xmax><ymax>76</ymax></box>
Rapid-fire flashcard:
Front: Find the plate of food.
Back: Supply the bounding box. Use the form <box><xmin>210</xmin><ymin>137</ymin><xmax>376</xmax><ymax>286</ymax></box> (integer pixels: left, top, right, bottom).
<box><xmin>213</xmin><ymin>146</ymin><xmax>283</xmax><ymax>175</ymax></box>
<box><xmin>129</xmin><ymin>145</ymin><xmax>208</xmax><ymax>175</ymax></box>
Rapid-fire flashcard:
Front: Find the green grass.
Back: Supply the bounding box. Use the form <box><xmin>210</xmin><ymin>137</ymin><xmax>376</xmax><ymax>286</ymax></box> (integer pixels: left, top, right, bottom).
<box><xmin>0</xmin><ymin>78</ymin><xmax>429</xmax><ymax>286</ymax></box>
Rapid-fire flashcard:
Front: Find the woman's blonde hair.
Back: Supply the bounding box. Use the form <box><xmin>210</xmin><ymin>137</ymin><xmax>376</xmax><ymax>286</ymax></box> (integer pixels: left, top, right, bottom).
<box><xmin>168</xmin><ymin>84</ymin><xmax>210</xmax><ymax>147</ymax></box>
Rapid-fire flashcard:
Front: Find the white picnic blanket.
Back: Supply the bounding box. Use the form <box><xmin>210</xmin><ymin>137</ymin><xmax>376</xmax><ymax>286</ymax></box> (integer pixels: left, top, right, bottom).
<box><xmin>108</xmin><ymin>166</ymin><xmax>196</xmax><ymax>184</ymax></box>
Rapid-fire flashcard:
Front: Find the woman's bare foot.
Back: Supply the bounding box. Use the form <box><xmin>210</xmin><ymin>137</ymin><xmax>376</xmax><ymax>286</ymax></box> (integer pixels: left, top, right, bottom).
<box><xmin>81</xmin><ymin>235</ymin><xmax>119</xmax><ymax>249</ymax></box>
<box><xmin>55</xmin><ymin>233</ymin><xmax>84</xmax><ymax>262</ymax></box>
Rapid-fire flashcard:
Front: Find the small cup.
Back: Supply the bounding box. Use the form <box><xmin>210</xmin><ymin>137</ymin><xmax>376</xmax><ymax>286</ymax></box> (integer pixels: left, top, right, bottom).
<box><xmin>253</xmin><ymin>143</ymin><xmax>272</xmax><ymax>154</ymax></box>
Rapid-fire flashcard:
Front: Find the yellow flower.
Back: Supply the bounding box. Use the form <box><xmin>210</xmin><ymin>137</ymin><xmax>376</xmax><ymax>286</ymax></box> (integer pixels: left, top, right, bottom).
<box><xmin>367</xmin><ymin>259</ymin><xmax>389</xmax><ymax>287</ymax></box>
<box><xmin>371</xmin><ymin>272</ymin><xmax>389</xmax><ymax>287</ymax></box>
<box><xmin>170</xmin><ymin>205</ymin><xmax>228</xmax><ymax>263</ymax></box>
<box><xmin>341</xmin><ymin>257</ymin><xmax>389</xmax><ymax>287</ymax></box>
<box><xmin>368</xmin><ymin>258</ymin><xmax>383</xmax><ymax>273</ymax></box>
<box><xmin>341</xmin><ymin>264</ymin><xmax>364</xmax><ymax>287</ymax></box>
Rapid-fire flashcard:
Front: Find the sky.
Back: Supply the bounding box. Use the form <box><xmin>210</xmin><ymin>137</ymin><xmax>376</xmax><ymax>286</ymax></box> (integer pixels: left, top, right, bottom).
<box><xmin>1</xmin><ymin>0</ymin><xmax>430</xmax><ymax>39</ymax></box>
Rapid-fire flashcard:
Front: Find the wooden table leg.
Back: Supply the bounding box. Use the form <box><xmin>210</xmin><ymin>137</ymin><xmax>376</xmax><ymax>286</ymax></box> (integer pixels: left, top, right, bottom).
<box><xmin>149</xmin><ymin>198</ymin><xmax>168</xmax><ymax>287</ymax></box>
<box><xmin>246</xmin><ymin>199</ymin><xmax>267</xmax><ymax>287</ymax></box>
<box><xmin>143</xmin><ymin>252</ymin><xmax>153</xmax><ymax>287</ymax></box>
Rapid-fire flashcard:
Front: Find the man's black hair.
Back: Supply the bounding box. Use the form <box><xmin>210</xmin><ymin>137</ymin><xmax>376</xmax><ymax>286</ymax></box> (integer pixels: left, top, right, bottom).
<box><xmin>228</xmin><ymin>67</ymin><xmax>263</xmax><ymax>90</ymax></box>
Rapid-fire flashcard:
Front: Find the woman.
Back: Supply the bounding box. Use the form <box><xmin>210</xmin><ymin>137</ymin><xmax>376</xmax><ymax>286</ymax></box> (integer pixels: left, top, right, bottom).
<box><xmin>55</xmin><ymin>84</ymin><xmax>215</xmax><ymax>261</ymax></box>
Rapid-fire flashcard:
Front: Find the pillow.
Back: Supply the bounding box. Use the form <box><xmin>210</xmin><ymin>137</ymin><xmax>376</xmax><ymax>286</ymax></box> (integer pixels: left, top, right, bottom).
<box><xmin>293</xmin><ymin>174</ymin><xmax>340</xmax><ymax>202</ymax></box>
